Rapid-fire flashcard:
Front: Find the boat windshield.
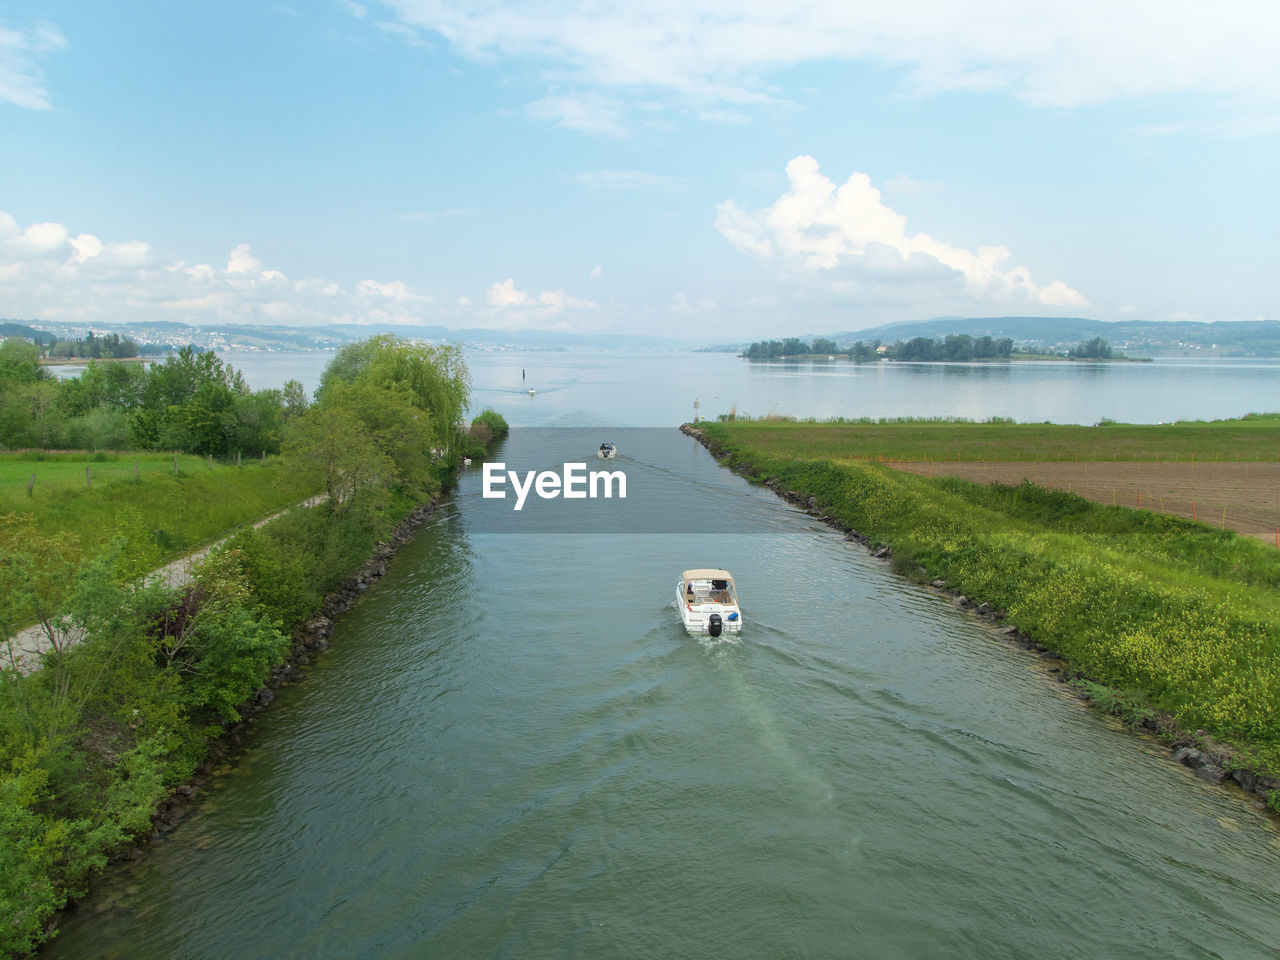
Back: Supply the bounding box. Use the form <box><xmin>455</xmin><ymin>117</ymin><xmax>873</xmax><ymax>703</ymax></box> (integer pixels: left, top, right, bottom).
<box><xmin>685</xmin><ymin>578</ymin><xmax>736</xmax><ymax>604</ymax></box>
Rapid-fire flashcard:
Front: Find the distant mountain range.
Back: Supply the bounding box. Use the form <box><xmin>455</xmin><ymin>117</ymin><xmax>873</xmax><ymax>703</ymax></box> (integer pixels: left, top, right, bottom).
<box><xmin>4</xmin><ymin>316</ymin><xmax>1279</xmax><ymax>357</ymax></box>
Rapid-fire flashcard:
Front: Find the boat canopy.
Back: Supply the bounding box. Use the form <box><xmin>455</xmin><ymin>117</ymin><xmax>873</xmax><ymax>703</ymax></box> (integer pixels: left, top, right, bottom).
<box><xmin>682</xmin><ymin>568</ymin><xmax>733</xmax><ymax>582</ymax></box>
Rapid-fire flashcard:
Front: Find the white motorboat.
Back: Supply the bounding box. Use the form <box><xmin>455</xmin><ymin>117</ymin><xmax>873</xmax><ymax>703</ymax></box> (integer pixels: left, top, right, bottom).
<box><xmin>676</xmin><ymin>568</ymin><xmax>743</xmax><ymax>637</ymax></box>
<box><xmin>597</xmin><ymin>441</ymin><xmax>617</xmax><ymax>459</ymax></box>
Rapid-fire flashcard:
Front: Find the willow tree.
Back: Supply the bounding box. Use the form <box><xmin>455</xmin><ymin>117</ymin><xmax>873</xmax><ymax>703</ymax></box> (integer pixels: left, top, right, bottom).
<box><xmin>318</xmin><ymin>335</ymin><xmax>470</xmax><ymax>456</ymax></box>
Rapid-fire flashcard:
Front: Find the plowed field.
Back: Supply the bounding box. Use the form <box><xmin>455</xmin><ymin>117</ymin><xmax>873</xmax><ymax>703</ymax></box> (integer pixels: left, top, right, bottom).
<box><xmin>890</xmin><ymin>460</ymin><xmax>1280</xmax><ymax>542</ymax></box>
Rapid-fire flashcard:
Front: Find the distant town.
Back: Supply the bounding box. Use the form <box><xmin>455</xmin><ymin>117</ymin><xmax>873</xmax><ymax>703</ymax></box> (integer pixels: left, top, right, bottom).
<box><xmin>2</xmin><ymin>315</ymin><xmax>1279</xmax><ymax>358</ymax></box>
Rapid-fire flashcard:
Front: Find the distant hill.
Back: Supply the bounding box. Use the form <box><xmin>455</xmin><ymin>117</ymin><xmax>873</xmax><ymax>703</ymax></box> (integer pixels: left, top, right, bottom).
<box><xmin>6</xmin><ymin>319</ymin><xmax>690</xmax><ymax>353</ymax></box>
<box><xmin>0</xmin><ymin>320</ymin><xmax>48</xmax><ymax>342</ymax></box>
<box><xmin>820</xmin><ymin>317</ymin><xmax>1280</xmax><ymax>357</ymax></box>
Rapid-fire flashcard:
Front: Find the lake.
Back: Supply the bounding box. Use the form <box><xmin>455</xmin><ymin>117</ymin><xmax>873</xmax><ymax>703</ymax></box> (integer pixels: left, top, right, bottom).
<box><xmin>42</xmin><ymin>351</ymin><xmax>1280</xmax><ymax>959</ymax></box>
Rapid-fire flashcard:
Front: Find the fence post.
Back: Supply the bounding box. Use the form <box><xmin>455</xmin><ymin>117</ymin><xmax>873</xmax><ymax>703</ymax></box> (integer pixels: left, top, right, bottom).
<box><xmin>86</xmin><ymin>464</ymin><xmax>91</xmax><ymax>489</ymax></box>
<box><xmin>237</xmin><ymin>451</ymin><xmax>241</xmax><ymax>468</ymax></box>
<box><xmin>208</xmin><ymin>454</ymin><xmax>213</xmax><ymax>469</ymax></box>
<box><xmin>134</xmin><ymin>458</ymin><xmax>138</xmax><ymax>480</ymax></box>
<box><xmin>173</xmin><ymin>454</ymin><xmax>178</xmax><ymax>475</ymax></box>
<box><xmin>28</xmin><ymin>473</ymin><xmax>34</xmax><ymax>498</ymax></box>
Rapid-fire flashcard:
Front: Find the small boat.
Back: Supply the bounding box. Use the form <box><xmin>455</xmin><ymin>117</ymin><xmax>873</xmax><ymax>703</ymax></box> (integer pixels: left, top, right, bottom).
<box><xmin>529</xmin><ymin>388</ymin><xmax>536</xmax><ymax>396</ymax></box>
<box><xmin>676</xmin><ymin>569</ymin><xmax>743</xmax><ymax>638</ymax></box>
<box><xmin>597</xmin><ymin>441</ymin><xmax>617</xmax><ymax>460</ymax></box>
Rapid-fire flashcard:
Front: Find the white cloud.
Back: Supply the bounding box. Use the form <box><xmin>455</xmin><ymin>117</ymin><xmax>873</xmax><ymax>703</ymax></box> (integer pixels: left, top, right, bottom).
<box><xmin>716</xmin><ymin>155</ymin><xmax>1087</xmax><ymax>308</ymax></box>
<box><xmin>486</xmin><ymin>277</ymin><xmax>530</xmax><ymax>308</ymax></box>
<box><xmin>381</xmin><ymin>1</ymin><xmax>1280</xmax><ymax>134</ymax></box>
<box><xmin>339</xmin><ymin>0</ymin><xmax>367</xmax><ymax>18</ymax></box>
<box><xmin>375</xmin><ymin>21</ymin><xmax>429</xmax><ymax>46</ymax></box>
<box><xmin>68</xmin><ymin>234</ymin><xmax>103</xmax><ymax>264</ymax></box>
<box><xmin>486</xmin><ymin>277</ymin><xmax>599</xmax><ymax>320</ymax></box>
<box><xmin>528</xmin><ymin>93</ymin><xmax>629</xmax><ymax>137</ymax></box>
<box><xmin>226</xmin><ymin>243</ymin><xmax>262</xmax><ymax>275</ymax></box>
<box><xmin>589</xmin><ymin>265</ymin><xmax>603</xmax><ymax>279</ymax></box>
<box><xmin>355</xmin><ymin>277</ymin><xmax>414</xmax><ymax>300</ymax></box>
<box><xmin>0</xmin><ymin>20</ymin><xmax>66</xmax><ymax>110</ymax></box>
<box><xmin>0</xmin><ymin>210</ymin><xmax>609</xmax><ymax>334</ymax></box>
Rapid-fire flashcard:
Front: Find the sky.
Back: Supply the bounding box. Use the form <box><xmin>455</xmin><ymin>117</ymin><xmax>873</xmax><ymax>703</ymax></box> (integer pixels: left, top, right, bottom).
<box><xmin>1</xmin><ymin>1</ymin><xmax>1278</xmax><ymax>339</ymax></box>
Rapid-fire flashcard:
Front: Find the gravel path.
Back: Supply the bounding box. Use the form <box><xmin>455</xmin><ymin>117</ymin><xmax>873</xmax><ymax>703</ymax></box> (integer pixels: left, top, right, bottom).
<box><xmin>2</xmin><ymin>495</ymin><xmax>324</xmax><ymax>675</ymax></box>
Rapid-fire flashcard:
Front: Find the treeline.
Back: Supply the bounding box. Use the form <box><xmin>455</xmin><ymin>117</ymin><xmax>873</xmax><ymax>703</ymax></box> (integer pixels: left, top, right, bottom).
<box><xmin>743</xmin><ymin>337</ymin><xmax>841</xmax><ymax>359</ymax></box>
<box><xmin>44</xmin><ymin>331</ymin><xmax>140</xmax><ymax>359</ymax></box>
<box><xmin>0</xmin><ymin>336</ymin><xmax>503</xmax><ymax>954</ymax></box>
<box><xmin>742</xmin><ymin>334</ymin><xmax>1015</xmax><ymax>361</ymax></box>
<box><xmin>888</xmin><ymin>334</ymin><xmax>1014</xmax><ymax>361</ymax></box>
<box><xmin>1068</xmin><ymin>336</ymin><xmax>1113</xmax><ymax>359</ymax></box>
<box><xmin>0</xmin><ymin>340</ymin><xmax>303</xmax><ymax>455</ymax></box>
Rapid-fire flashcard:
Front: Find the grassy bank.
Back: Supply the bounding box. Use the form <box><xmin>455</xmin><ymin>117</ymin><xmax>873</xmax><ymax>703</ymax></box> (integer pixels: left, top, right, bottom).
<box><xmin>697</xmin><ymin>419</ymin><xmax>1280</xmax><ymax>793</ymax></box>
<box><xmin>711</xmin><ymin>413</ymin><xmax>1280</xmax><ymax>463</ymax></box>
<box><xmin>1</xmin><ymin>451</ymin><xmax>315</xmax><ymax>589</ymax></box>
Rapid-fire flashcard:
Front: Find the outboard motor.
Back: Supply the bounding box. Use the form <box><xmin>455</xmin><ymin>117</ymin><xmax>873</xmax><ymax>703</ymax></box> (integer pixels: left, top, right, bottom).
<box><xmin>708</xmin><ymin>613</ymin><xmax>723</xmax><ymax>637</ymax></box>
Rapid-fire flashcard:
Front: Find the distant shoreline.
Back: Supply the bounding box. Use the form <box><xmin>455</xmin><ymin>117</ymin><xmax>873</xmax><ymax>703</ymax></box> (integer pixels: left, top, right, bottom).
<box><xmin>739</xmin><ymin>353</ymin><xmax>1154</xmax><ymax>363</ymax></box>
<box><xmin>39</xmin><ymin>356</ymin><xmax>153</xmax><ymax>366</ymax></box>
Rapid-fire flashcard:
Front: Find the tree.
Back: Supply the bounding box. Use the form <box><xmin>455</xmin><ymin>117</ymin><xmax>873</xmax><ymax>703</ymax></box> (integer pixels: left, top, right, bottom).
<box><xmin>280</xmin><ymin>379</ymin><xmax>310</xmax><ymax>420</ymax></box>
<box><xmin>1070</xmin><ymin>337</ymin><xmax>1113</xmax><ymax>360</ymax></box>
<box><xmin>281</xmin><ymin>404</ymin><xmax>394</xmax><ymax>521</ymax></box>
<box><xmin>319</xmin><ymin>335</ymin><xmax>470</xmax><ymax>455</ymax></box>
<box><xmin>320</xmin><ymin>378</ymin><xmax>436</xmax><ymax>495</ymax></box>
<box><xmin>0</xmin><ymin>339</ymin><xmax>46</xmax><ymax>386</ymax></box>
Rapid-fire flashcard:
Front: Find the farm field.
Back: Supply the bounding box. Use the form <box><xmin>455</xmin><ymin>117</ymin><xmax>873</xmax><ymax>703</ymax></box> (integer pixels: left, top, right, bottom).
<box><xmin>891</xmin><ymin>460</ymin><xmax>1280</xmax><ymax>542</ymax></box>
<box><xmin>714</xmin><ymin>413</ymin><xmax>1280</xmax><ymax>463</ymax></box>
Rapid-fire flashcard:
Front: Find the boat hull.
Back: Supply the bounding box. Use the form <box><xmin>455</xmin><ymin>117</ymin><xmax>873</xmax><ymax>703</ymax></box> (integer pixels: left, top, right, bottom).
<box><xmin>676</xmin><ymin>581</ymin><xmax>743</xmax><ymax>636</ymax></box>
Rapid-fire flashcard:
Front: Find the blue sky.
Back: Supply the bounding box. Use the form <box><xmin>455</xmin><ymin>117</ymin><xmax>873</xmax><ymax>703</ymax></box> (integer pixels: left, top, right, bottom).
<box><xmin>2</xmin><ymin>1</ymin><xmax>1277</xmax><ymax>339</ymax></box>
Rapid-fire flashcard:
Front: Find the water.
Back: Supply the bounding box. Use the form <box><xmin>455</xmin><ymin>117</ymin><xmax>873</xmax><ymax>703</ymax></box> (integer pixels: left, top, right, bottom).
<box><xmin>42</xmin><ymin>353</ymin><xmax>1280</xmax><ymax>959</ymax></box>
<box><xmin>218</xmin><ymin>350</ymin><xmax>1280</xmax><ymax>426</ymax></box>
<box><xmin>45</xmin><ymin>350</ymin><xmax>1280</xmax><ymax>426</ymax></box>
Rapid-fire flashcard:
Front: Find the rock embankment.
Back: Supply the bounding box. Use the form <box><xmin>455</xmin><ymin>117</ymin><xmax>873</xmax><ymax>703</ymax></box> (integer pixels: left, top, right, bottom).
<box><xmin>148</xmin><ymin>499</ymin><xmax>438</xmax><ymax>837</ymax></box>
<box><xmin>680</xmin><ymin>422</ymin><xmax>1279</xmax><ymax>813</ymax></box>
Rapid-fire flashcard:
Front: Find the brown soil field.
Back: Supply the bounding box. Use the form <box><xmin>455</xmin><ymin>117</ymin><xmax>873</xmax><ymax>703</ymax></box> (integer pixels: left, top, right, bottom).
<box><xmin>889</xmin><ymin>460</ymin><xmax>1280</xmax><ymax>543</ymax></box>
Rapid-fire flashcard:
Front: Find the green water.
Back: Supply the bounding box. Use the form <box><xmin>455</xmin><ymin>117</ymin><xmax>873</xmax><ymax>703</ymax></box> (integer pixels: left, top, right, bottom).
<box><xmin>44</xmin><ymin>430</ymin><xmax>1280</xmax><ymax>959</ymax></box>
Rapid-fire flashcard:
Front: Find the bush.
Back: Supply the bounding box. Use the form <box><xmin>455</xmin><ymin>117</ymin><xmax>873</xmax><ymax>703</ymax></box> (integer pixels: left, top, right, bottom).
<box><xmin>471</xmin><ymin>408</ymin><xmax>509</xmax><ymax>441</ymax></box>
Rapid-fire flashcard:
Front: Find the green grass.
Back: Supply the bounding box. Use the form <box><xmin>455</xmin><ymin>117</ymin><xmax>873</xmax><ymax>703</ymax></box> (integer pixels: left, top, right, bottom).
<box><xmin>1</xmin><ymin>451</ymin><xmax>221</xmax><ymax>490</ymax></box>
<box><xmin>700</xmin><ymin>420</ymin><xmax>1280</xmax><ymax>778</ymax></box>
<box><xmin>709</xmin><ymin>413</ymin><xmax>1280</xmax><ymax>463</ymax></box>
<box><xmin>0</xmin><ymin>451</ymin><xmax>316</xmax><ymax>564</ymax></box>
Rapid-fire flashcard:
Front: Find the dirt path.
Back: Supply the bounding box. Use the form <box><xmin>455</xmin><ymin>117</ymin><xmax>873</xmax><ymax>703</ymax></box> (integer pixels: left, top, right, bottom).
<box><xmin>889</xmin><ymin>460</ymin><xmax>1280</xmax><ymax>543</ymax></box>
<box><xmin>2</xmin><ymin>494</ymin><xmax>325</xmax><ymax>675</ymax></box>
